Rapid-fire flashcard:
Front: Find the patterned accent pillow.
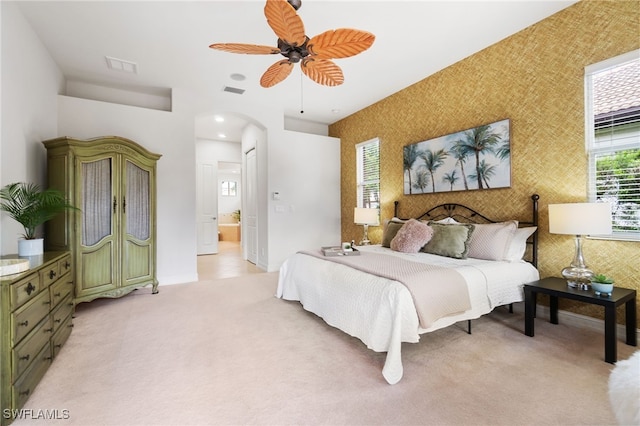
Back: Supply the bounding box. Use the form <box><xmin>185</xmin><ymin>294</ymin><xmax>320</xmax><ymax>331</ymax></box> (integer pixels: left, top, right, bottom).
<box><xmin>381</xmin><ymin>218</ymin><xmax>406</xmax><ymax>248</ymax></box>
<box><xmin>422</xmin><ymin>223</ymin><xmax>475</xmax><ymax>259</ymax></box>
<box><xmin>467</xmin><ymin>220</ymin><xmax>518</xmax><ymax>261</ymax></box>
<box><xmin>390</xmin><ymin>219</ymin><xmax>434</xmax><ymax>253</ymax></box>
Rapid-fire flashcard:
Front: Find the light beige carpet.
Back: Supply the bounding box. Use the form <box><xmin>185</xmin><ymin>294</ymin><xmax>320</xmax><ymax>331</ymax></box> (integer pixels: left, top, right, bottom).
<box><xmin>12</xmin><ymin>272</ymin><xmax>637</xmax><ymax>426</ymax></box>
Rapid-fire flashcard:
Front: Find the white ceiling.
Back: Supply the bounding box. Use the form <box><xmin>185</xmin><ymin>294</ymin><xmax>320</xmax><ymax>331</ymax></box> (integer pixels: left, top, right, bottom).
<box><xmin>15</xmin><ymin>0</ymin><xmax>578</xmax><ymax>141</ymax></box>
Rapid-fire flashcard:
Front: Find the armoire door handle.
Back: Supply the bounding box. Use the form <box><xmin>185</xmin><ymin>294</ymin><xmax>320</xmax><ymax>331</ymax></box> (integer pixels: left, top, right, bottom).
<box><xmin>113</xmin><ymin>196</ymin><xmax>117</xmax><ymax>213</ymax></box>
<box><xmin>122</xmin><ymin>196</ymin><xmax>126</xmax><ymax>213</ymax></box>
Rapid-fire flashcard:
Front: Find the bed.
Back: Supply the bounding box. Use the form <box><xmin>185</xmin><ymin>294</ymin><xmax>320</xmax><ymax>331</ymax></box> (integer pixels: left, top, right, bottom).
<box><xmin>276</xmin><ymin>195</ymin><xmax>540</xmax><ymax>384</ymax></box>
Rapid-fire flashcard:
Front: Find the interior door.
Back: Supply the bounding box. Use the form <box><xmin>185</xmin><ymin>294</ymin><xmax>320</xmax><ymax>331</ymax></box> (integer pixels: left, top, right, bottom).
<box><xmin>196</xmin><ymin>162</ymin><xmax>218</xmax><ymax>254</ymax></box>
<box><xmin>245</xmin><ymin>148</ymin><xmax>258</xmax><ymax>264</ymax></box>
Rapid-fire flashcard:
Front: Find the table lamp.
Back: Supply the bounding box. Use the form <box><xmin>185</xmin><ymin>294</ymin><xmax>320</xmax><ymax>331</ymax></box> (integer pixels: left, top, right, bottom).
<box><xmin>354</xmin><ymin>207</ymin><xmax>378</xmax><ymax>245</ymax></box>
<box><xmin>548</xmin><ymin>202</ymin><xmax>612</xmax><ymax>290</ymax></box>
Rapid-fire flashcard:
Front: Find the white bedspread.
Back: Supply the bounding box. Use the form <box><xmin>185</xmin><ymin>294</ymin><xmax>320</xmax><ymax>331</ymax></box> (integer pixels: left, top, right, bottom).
<box><xmin>276</xmin><ymin>245</ymin><xmax>539</xmax><ymax>384</ymax></box>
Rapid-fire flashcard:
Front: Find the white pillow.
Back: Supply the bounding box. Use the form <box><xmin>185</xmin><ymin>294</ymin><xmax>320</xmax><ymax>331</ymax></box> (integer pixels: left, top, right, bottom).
<box><xmin>504</xmin><ymin>227</ymin><xmax>537</xmax><ymax>262</ymax></box>
<box><xmin>431</xmin><ymin>217</ymin><xmax>460</xmax><ymax>225</ymax></box>
<box><xmin>467</xmin><ymin>220</ymin><xmax>518</xmax><ymax>261</ymax></box>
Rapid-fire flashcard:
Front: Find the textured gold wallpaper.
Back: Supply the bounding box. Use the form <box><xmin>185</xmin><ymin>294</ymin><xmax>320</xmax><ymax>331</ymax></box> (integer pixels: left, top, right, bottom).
<box><xmin>330</xmin><ymin>0</ymin><xmax>640</xmax><ymax>325</ymax></box>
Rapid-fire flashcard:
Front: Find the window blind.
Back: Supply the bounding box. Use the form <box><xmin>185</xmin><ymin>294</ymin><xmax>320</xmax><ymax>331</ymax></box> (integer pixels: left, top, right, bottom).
<box><xmin>586</xmin><ymin>50</ymin><xmax>640</xmax><ymax>240</ymax></box>
<box><xmin>356</xmin><ymin>138</ymin><xmax>380</xmax><ymax>209</ymax></box>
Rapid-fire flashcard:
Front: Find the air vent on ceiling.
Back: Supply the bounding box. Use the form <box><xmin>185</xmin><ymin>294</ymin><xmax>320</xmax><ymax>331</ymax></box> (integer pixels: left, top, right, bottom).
<box><xmin>223</xmin><ymin>86</ymin><xmax>245</xmax><ymax>95</ymax></box>
<box><xmin>105</xmin><ymin>56</ymin><xmax>138</xmax><ymax>74</ymax></box>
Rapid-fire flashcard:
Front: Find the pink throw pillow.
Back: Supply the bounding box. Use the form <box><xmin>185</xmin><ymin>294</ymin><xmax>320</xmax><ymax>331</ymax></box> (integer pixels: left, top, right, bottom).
<box><xmin>390</xmin><ymin>219</ymin><xmax>434</xmax><ymax>253</ymax></box>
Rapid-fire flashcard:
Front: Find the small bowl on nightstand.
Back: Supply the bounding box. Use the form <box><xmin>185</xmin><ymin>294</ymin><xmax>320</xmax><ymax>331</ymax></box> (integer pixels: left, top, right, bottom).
<box><xmin>591</xmin><ymin>282</ymin><xmax>614</xmax><ymax>297</ymax></box>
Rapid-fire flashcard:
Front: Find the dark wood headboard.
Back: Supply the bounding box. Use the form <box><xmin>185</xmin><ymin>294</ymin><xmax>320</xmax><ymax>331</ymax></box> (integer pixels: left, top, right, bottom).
<box><xmin>394</xmin><ymin>194</ymin><xmax>540</xmax><ymax>267</ymax></box>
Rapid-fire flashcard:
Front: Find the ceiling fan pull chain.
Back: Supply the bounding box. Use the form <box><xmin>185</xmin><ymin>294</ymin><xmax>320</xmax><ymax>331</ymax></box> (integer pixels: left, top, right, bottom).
<box><xmin>300</xmin><ymin>70</ymin><xmax>304</xmax><ymax>114</ymax></box>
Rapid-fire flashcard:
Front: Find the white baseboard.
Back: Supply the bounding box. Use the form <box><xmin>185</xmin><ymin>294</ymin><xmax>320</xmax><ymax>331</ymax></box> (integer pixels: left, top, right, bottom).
<box><xmin>511</xmin><ymin>302</ymin><xmax>640</xmax><ymax>342</ymax></box>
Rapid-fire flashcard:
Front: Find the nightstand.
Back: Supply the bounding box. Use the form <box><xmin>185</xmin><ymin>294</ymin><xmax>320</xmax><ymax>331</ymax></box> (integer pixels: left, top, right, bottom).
<box><xmin>524</xmin><ymin>277</ymin><xmax>637</xmax><ymax>363</ymax></box>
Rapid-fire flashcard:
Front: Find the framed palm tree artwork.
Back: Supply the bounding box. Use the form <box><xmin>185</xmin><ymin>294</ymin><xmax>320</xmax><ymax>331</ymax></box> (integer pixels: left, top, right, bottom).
<box><xmin>403</xmin><ymin>119</ymin><xmax>511</xmax><ymax>194</ymax></box>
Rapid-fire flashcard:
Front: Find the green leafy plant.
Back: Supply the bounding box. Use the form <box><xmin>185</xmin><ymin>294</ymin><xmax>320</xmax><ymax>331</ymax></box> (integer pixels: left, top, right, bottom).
<box><xmin>0</xmin><ymin>182</ymin><xmax>77</xmax><ymax>239</ymax></box>
<box><xmin>592</xmin><ymin>273</ymin><xmax>614</xmax><ymax>284</ymax></box>
<box><xmin>232</xmin><ymin>209</ymin><xmax>241</xmax><ymax>222</ymax></box>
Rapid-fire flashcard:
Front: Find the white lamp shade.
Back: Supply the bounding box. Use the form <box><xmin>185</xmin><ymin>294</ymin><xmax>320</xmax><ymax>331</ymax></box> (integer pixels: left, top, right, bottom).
<box><xmin>548</xmin><ymin>203</ymin><xmax>612</xmax><ymax>236</ymax></box>
<box><xmin>354</xmin><ymin>207</ymin><xmax>379</xmax><ymax>225</ymax></box>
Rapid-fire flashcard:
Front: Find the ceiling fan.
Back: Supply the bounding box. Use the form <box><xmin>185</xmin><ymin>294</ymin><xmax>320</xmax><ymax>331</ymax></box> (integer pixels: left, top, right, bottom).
<box><xmin>209</xmin><ymin>0</ymin><xmax>375</xmax><ymax>88</ymax></box>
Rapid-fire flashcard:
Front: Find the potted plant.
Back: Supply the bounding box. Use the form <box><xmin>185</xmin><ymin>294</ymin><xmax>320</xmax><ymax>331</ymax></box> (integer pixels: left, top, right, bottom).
<box><xmin>591</xmin><ymin>273</ymin><xmax>615</xmax><ymax>297</ymax></box>
<box><xmin>0</xmin><ymin>182</ymin><xmax>77</xmax><ymax>256</ymax></box>
<box><xmin>232</xmin><ymin>209</ymin><xmax>241</xmax><ymax>223</ymax></box>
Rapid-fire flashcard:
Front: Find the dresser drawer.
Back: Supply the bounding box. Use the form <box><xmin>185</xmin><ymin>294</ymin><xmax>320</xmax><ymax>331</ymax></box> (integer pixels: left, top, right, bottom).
<box><xmin>12</xmin><ymin>290</ymin><xmax>51</xmax><ymax>345</ymax></box>
<box><xmin>52</xmin><ymin>315</ymin><xmax>73</xmax><ymax>359</ymax></box>
<box><xmin>11</xmin><ymin>272</ymin><xmax>42</xmax><ymax>309</ymax></box>
<box><xmin>39</xmin><ymin>261</ymin><xmax>60</xmax><ymax>288</ymax></box>
<box><xmin>51</xmin><ymin>294</ymin><xmax>73</xmax><ymax>335</ymax></box>
<box><xmin>12</xmin><ymin>317</ymin><xmax>52</xmax><ymax>380</ymax></box>
<box><xmin>12</xmin><ymin>343</ymin><xmax>51</xmax><ymax>410</ymax></box>
<box><xmin>58</xmin><ymin>255</ymin><xmax>72</xmax><ymax>277</ymax></box>
<box><xmin>49</xmin><ymin>276</ymin><xmax>73</xmax><ymax>308</ymax></box>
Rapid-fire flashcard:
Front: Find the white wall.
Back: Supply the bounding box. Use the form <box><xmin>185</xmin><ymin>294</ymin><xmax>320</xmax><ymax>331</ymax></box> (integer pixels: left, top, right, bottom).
<box><xmin>266</xmin><ymin>130</ymin><xmax>341</xmax><ymax>270</ymax></box>
<box><xmin>0</xmin><ymin>2</ymin><xmax>64</xmax><ymax>254</ymax></box>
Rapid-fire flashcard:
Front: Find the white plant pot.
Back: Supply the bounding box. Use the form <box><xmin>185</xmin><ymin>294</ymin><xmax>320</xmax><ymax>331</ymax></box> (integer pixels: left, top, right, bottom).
<box><xmin>18</xmin><ymin>238</ymin><xmax>44</xmax><ymax>256</ymax></box>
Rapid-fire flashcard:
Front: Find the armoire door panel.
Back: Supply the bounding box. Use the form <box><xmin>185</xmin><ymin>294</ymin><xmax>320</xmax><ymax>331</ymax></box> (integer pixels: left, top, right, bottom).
<box><xmin>123</xmin><ymin>240</ymin><xmax>152</xmax><ymax>283</ymax></box>
<box><xmin>80</xmin><ymin>158</ymin><xmax>114</xmax><ymax>247</ymax></box>
<box><xmin>124</xmin><ymin>161</ymin><xmax>151</xmax><ymax>241</ymax></box>
<box><xmin>77</xmin><ymin>242</ymin><xmax>117</xmax><ymax>294</ymax></box>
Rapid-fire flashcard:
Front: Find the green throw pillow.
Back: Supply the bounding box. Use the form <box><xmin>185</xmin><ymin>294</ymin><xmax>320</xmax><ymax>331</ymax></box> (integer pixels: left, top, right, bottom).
<box><xmin>381</xmin><ymin>220</ymin><xmax>405</xmax><ymax>248</ymax></box>
<box><xmin>422</xmin><ymin>222</ymin><xmax>475</xmax><ymax>259</ymax></box>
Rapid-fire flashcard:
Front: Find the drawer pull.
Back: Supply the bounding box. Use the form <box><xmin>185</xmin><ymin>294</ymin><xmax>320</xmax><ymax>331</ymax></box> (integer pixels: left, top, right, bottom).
<box><xmin>19</xmin><ymin>354</ymin><xmax>30</xmax><ymax>361</ymax></box>
<box><xmin>18</xmin><ymin>320</ymin><xmax>29</xmax><ymax>327</ymax></box>
<box><xmin>25</xmin><ymin>282</ymin><xmax>36</xmax><ymax>295</ymax></box>
<box><xmin>49</xmin><ymin>270</ymin><xmax>56</xmax><ymax>279</ymax></box>
<box><xmin>45</xmin><ymin>327</ymin><xmax>54</xmax><ymax>333</ymax></box>
<box><xmin>54</xmin><ymin>292</ymin><xmax>61</xmax><ymax>297</ymax></box>
<box><xmin>64</xmin><ymin>261</ymin><xmax>71</xmax><ymax>269</ymax></box>
<box><xmin>54</xmin><ymin>318</ymin><xmax>62</xmax><ymax>323</ymax></box>
<box><xmin>19</xmin><ymin>389</ymin><xmax>31</xmax><ymax>397</ymax></box>
<box><xmin>55</xmin><ymin>344</ymin><xmax>62</xmax><ymax>349</ymax></box>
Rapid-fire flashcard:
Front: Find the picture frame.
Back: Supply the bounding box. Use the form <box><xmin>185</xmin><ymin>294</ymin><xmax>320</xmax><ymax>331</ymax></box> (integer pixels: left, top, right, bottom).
<box><xmin>403</xmin><ymin>118</ymin><xmax>511</xmax><ymax>194</ymax></box>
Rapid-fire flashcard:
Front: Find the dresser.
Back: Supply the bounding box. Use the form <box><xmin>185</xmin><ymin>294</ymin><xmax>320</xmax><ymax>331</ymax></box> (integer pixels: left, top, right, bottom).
<box><xmin>0</xmin><ymin>252</ymin><xmax>73</xmax><ymax>426</ymax></box>
<box><xmin>43</xmin><ymin>136</ymin><xmax>161</xmax><ymax>303</ymax></box>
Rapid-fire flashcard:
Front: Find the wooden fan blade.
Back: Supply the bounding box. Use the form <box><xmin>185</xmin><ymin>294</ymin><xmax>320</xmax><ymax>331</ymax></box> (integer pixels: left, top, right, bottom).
<box><xmin>260</xmin><ymin>59</ymin><xmax>294</xmax><ymax>87</ymax></box>
<box><xmin>209</xmin><ymin>43</ymin><xmax>281</xmax><ymax>55</ymax></box>
<box><xmin>264</xmin><ymin>0</ymin><xmax>306</xmax><ymax>47</ymax></box>
<box><xmin>308</xmin><ymin>29</ymin><xmax>375</xmax><ymax>59</ymax></box>
<box><xmin>301</xmin><ymin>57</ymin><xmax>344</xmax><ymax>87</ymax></box>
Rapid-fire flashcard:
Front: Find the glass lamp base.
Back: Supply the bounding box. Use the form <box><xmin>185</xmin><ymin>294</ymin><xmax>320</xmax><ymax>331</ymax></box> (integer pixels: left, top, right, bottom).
<box><xmin>562</xmin><ymin>266</ymin><xmax>594</xmax><ymax>290</ymax></box>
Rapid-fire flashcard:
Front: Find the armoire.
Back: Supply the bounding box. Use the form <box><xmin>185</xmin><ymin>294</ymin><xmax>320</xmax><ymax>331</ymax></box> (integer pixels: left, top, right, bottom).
<box><xmin>43</xmin><ymin>136</ymin><xmax>161</xmax><ymax>304</ymax></box>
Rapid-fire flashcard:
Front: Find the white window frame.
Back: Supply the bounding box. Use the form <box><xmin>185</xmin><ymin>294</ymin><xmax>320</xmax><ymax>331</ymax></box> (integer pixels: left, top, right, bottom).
<box><xmin>585</xmin><ymin>49</ymin><xmax>640</xmax><ymax>241</ymax></box>
<box><xmin>356</xmin><ymin>138</ymin><xmax>380</xmax><ymax>212</ymax></box>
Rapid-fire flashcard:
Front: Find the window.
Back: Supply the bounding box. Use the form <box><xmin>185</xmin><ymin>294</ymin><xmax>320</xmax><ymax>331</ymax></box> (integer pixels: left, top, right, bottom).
<box><xmin>585</xmin><ymin>50</ymin><xmax>640</xmax><ymax>240</ymax></box>
<box><xmin>221</xmin><ymin>180</ymin><xmax>237</xmax><ymax>196</ymax></box>
<box><xmin>356</xmin><ymin>138</ymin><xmax>380</xmax><ymax>209</ymax></box>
